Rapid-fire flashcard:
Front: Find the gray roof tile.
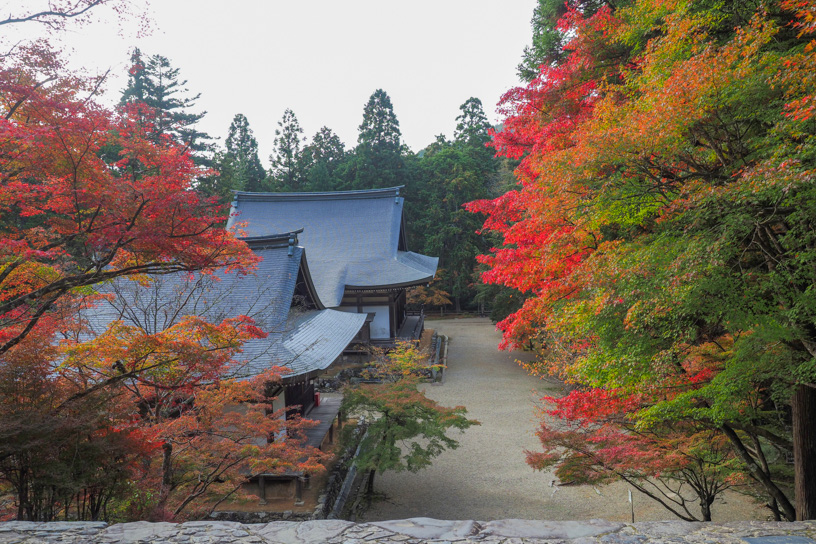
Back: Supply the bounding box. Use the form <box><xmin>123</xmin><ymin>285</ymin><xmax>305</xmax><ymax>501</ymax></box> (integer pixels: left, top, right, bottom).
<box><xmin>82</xmin><ymin>236</ymin><xmax>364</xmax><ymax>380</ymax></box>
<box><xmin>227</xmin><ymin>187</ymin><xmax>438</xmax><ymax>306</ymax></box>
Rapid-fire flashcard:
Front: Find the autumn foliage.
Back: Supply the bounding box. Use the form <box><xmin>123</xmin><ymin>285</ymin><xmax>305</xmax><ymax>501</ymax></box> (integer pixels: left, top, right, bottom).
<box><xmin>0</xmin><ymin>34</ymin><xmax>322</xmax><ymax>520</ymax></box>
<box><xmin>471</xmin><ymin>0</ymin><xmax>816</xmax><ymax>521</ymax></box>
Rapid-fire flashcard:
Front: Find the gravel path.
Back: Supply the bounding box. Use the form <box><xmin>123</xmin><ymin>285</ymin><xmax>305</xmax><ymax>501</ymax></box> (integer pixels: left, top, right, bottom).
<box><xmin>362</xmin><ymin>317</ymin><xmax>765</xmax><ymax>523</ymax></box>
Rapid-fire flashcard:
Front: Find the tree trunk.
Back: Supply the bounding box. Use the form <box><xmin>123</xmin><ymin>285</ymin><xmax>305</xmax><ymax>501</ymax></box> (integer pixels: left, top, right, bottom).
<box><xmin>154</xmin><ymin>442</ymin><xmax>173</xmax><ymax>517</ymax></box>
<box><xmin>454</xmin><ymin>297</ymin><xmax>461</xmax><ymax>313</ymax></box>
<box><xmin>366</xmin><ymin>469</ymin><xmax>376</xmax><ymax>496</ymax></box>
<box><xmin>721</xmin><ymin>423</ymin><xmax>796</xmax><ymax>520</ymax></box>
<box><xmin>793</xmin><ymin>384</ymin><xmax>816</xmax><ymax>520</ymax></box>
<box><xmin>161</xmin><ymin>442</ymin><xmax>173</xmax><ymax>490</ymax></box>
<box><xmin>699</xmin><ymin>498</ymin><xmax>712</xmax><ymax>522</ymax></box>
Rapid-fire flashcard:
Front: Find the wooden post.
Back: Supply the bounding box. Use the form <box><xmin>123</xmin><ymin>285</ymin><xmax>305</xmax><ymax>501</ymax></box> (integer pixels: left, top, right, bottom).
<box><xmin>258</xmin><ymin>476</ymin><xmax>267</xmax><ymax>505</ymax></box>
<box><xmin>294</xmin><ymin>476</ymin><xmax>304</xmax><ymax>506</ymax></box>
<box><xmin>629</xmin><ymin>489</ymin><xmax>634</xmax><ymax>523</ymax></box>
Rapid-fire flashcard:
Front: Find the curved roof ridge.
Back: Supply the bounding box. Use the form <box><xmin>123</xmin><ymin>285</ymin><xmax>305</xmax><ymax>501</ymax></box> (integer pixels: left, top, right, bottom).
<box><xmin>239</xmin><ymin>229</ymin><xmax>304</xmax><ymax>250</ymax></box>
<box><xmin>233</xmin><ymin>186</ymin><xmax>404</xmax><ymax>202</ymax></box>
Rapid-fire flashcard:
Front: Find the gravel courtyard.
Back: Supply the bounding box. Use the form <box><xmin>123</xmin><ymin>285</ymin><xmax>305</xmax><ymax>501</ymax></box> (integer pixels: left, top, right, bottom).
<box><xmin>362</xmin><ymin>317</ymin><xmax>765</xmax><ymax>523</ymax></box>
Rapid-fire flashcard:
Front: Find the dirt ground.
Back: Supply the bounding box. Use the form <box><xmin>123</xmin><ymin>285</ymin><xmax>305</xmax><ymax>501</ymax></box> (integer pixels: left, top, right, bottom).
<box><xmin>362</xmin><ymin>317</ymin><xmax>767</xmax><ymax>523</ymax></box>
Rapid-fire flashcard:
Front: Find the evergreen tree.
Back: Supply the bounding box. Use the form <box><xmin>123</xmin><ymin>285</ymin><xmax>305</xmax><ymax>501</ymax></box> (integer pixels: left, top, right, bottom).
<box><xmin>224</xmin><ymin>114</ymin><xmax>267</xmax><ymax>192</ymax></box>
<box><xmin>269</xmin><ymin>108</ymin><xmax>306</xmax><ymax>192</ymax></box>
<box><xmin>358</xmin><ymin>89</ymin><xmax>401</xmax><ymax>151</ymax></box>
<box><xmin>407</xmin><ymin>98</ymin><xmax>500</xmax><ymax>312</ymax></box>
<box><xmin>120</xmin><ymin>49</ymin><xmax>213</xmax><ymax>162</ymax></box>
<box><xmin>454</xmin><ymin>97</ymin><xmax>492</xmax><ymax>148</ymax></box>
<box><xmin>200</xmin><ymin>114</ymin><xmax>267</xmax><ymax>200</ymax></box>
<box><xmin>350</xmin><ymin>89</ymin><xmax>405</xmax><ymax>189</ymax></box>
<box><xmin>453</xmin><ymin>97</ymin><xmax>496</xmax><ymax>185</ymax></box>
<box><xmin>302</xmin><ymin>126</ymin><xmax>346</xmax><ymax>191</ymax></box>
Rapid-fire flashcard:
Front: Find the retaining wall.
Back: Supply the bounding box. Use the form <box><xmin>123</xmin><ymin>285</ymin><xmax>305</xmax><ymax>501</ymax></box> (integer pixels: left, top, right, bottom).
<box><xmin>1</xmin><ymin>518</ymin><xmax>816</xmax><ymax>543</ymax></box>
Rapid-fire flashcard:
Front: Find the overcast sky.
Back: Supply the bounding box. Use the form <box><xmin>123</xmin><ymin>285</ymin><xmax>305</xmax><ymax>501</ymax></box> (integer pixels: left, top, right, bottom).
<box><xmin>19</xmin><ymin>1</ymin><xmax>537</xmax><ymax>164</ymax></box>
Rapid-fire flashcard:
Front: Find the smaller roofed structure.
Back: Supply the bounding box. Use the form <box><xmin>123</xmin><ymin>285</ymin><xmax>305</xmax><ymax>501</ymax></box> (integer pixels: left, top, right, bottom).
<box><xmin>227</xmin><ymin>187</ymin><xmax>439</xmax><ymax>345</ymax></box>
<box><xmin>84</xmin><ymin>232</ymin><xmax>366</xmax><ymax>385</ymax></box>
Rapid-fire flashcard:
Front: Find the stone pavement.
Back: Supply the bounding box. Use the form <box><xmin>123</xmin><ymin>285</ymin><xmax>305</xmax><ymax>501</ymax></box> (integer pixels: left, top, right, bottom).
<box><xmin>2</xmin><ymin>519</ymin><xmax>816</xmax><ymax>543</ymax></box>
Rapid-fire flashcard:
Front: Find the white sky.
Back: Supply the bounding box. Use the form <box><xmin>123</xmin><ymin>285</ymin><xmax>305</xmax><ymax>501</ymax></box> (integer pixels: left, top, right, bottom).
<box><xmin>16</xmin><ymin>0</ymin><xmax>537</xmax><ymax>164</ymax></box>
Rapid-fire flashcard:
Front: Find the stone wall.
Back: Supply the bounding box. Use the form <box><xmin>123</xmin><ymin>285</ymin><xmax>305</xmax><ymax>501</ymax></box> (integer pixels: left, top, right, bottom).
<box><xmin>2</xmin><ymin>518</ymin><xmax>816</xmax><ymax>543</ymax></box>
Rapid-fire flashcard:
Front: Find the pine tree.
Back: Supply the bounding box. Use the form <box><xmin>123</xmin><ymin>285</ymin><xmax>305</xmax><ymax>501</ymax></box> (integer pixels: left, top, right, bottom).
<box><xmin>120</xmin><ymin>49</ymin><xmax>213</xmax><ymax>163</ymax></box>
<box><xmin>269</xmin><ymin>108</ymin><xmax>306</xmax><ymax>192</ymax></box>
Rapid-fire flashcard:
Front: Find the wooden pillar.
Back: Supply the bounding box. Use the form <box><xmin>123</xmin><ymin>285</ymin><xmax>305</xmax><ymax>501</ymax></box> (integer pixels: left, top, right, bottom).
<box><xmin>294</xmin><ymin>477</ymin><xmax>304</xmax><ymax>506</ymax></box>
<box><xmin>258</xmin><ymin>475</ymin><xmax>267</xmax><ymax>505</ymax></box>
<box><xmin>389</xmin><ymin>292</ymin><xmax>397</xmax><ymax>338</ymax></box>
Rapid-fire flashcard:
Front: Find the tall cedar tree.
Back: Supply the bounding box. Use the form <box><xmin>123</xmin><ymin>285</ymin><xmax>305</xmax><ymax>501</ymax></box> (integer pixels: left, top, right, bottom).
<box><xmin>415</xmin><ymin>98</ymin><xmax>497</xmax><ymax>312</ymax></box>
<box><xmin>224</xmin><ymin>113</ymin><xmax>266</xmax><ymax>192</ymax></box>
<box><xmin>351</xmin><ymin>89</ymin><xmax>405</xmax><ymax>190</ymax></box>
<box><xmin>408</xmin><ymin>98</ymin><xmax>497</xmax><ymax>312</ymax></box>
<box><xmin>468</xmin><ymin>0</ymin><xmax>816</xmax><ymax>520</ymax></box>
<box><xmin>202</xmin><ymin>113</ymin><xmax>268</xmax><ymax>200</ymax></box>
<box><xmin>301</xmin><ymin>126</ymin><xmax>347</xmax><ymax>191</ymax></box>
<box><xmin>269</xmin><ymin>108</ymin><xmax>306</xmax><ymax>191</ymax></box>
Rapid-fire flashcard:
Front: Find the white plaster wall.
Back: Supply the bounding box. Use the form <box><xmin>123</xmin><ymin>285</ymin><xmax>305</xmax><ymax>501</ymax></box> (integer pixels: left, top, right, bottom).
<box><xmin>337</xmin><ymin>305</ymin><xmax>391</xmax><ymax>339</ymax></box>
<box><xmin>361</xmin><ymin>305</ymin><xmax>390</xmax><ymax>339</ymax></box>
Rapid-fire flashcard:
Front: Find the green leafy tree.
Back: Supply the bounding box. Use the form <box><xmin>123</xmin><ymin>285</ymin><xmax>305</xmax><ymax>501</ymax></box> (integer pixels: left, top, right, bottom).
<box><xmin>224</xmin><ymin>114</ymin><xmax>266</xmax><ymax>191</ymax></box>
<box><xmin>269</xmin><ymin>108</ymin><xmax>306</xmax><ymax>191</ymax></box>
<box><xmin>454</xmin><ymin>97</ymin><xmax>493</xmax><ymax>149</ymax></box>
<box><xmin>341</xmin><ymin>343</ymin><xmax>477</xmax><ymax>495</ymax></box>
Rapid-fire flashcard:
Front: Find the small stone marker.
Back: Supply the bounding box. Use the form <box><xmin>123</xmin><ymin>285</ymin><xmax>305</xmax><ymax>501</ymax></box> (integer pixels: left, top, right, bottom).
<box><xmin>743</xmin><ymin>537</ymin><xmax>816</xmax><ymax>544</ymax></box>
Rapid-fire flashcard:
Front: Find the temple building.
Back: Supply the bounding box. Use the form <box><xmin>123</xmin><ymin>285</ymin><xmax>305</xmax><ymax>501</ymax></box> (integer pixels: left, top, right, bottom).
<box><xmin>84</xmin><ymin>231</ymin><xmax>365</xmax><ymax>419</ymax></box>
<box><xmin>227</xmin><ymin>186</ymin><xmax>439</xmax><ymax>347</ymax></box>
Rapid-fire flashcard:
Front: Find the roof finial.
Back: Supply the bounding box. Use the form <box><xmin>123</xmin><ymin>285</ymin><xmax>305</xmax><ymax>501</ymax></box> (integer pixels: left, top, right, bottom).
<box><xmin>288</xmin><ymin>232</ymin><xmax>297</xmax><ymax>257</ymax></box>
<box><xmin>395</xmin><ymin>187</ymin><xmax>400</xmax><ymax>204</ymax></box>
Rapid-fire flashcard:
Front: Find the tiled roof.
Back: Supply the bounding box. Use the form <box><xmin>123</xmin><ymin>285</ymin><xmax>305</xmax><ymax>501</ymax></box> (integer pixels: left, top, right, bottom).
<box><xmin>232</xmin><ymin>308</ymin><xmax>365</xmax><ymax>381</ymax></box>
<box><xmin>82</xmin><ymin>234</ymin><xmax>365</xmax><ymax>380</ymax></box>
<box><xmin>226</xmin><ymin>187</ymin><xmax>439</xmax><ymax>307</ymax></box>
